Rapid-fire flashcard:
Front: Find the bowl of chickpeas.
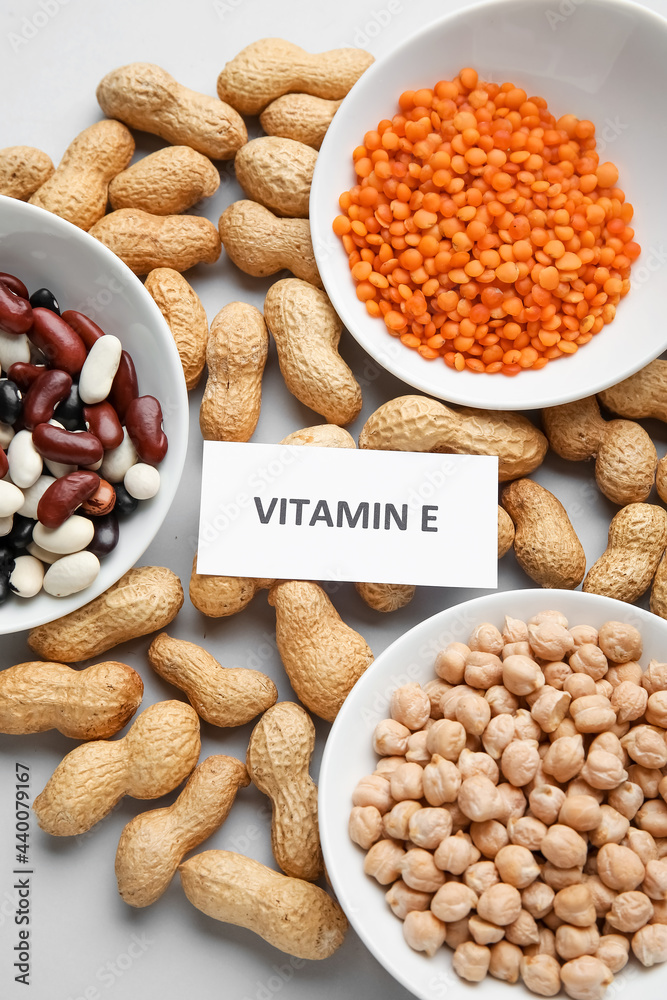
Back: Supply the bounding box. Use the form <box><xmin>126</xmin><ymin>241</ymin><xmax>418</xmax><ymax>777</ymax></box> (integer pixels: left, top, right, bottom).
<box><xmin>310</xmin><ymin>0</ymin><xmax>667</xmax><ymax>410</ymax></box>
<box><xmin>318</xmin><ymin>588</ymin><xmax>667</xmax><ymax>1000</ymax></box>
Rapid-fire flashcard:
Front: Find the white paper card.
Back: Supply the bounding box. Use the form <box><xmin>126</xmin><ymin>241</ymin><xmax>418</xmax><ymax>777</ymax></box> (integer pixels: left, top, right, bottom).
<box><xmin>197</xmin><ymin>442</ymin><xmax>499</xmax><ymax>588</ymax></box>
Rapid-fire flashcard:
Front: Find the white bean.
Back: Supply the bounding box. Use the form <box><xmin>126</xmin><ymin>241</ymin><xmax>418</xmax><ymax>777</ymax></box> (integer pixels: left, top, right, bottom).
<box><xmin>78</xmin><ymin>335</ymin><xmax>122</xmax><ymax>404</ymax></box>
<box><xmin>43</xmin><ymin>551</ymin><xmax>100</xmax><ymax>597</ymax></box>
<box><xmin>33</xmin><ymin>514</ymin><xmax>95</xmax><ymax>555</ymax></box>
<box><xmin>18</xmin><ymin>474</ymin><xmax>55</xmax><ymax>519</ymax></box>
<box><xmin>7</xmin><ymin>430</ymin><xmax>42</xmax><ymax>489</ymax></box>
<box><xmin>9</xmin><ymin>555</ymin><xmax>44</xmax><ymax>598</ymax></box>
<box><xmin>100</xmin><ymin>428</ymin><xmax>137</xmax><ymax>483</ymax></box>
<box><xmin>0</xmin><ymin>480</ymin><xmax>24</xmax><ymax>518</ymax></box>
<box><xmin>0</xmin><ymin>331</ymin><xmax>30</xmax><ymax>370</ymax></box>
<box><xmin>124</xmin><ymin>463</ymin><xmax>160</xmax><ymax>500</ymax></box>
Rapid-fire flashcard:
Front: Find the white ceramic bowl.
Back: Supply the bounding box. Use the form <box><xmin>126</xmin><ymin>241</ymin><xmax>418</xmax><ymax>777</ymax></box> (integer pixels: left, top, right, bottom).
<box><xmin>0</xmin><ymin>195</ymin><xmax>188</xmax><ymax>633</ymax></box>
<box><xmin>311</xmin><ymin>0</ymin><xmax>667</xmax><ymax>410</ymax></box>
<box><xmin>319</xmin><ymin>588</ymin><xmax>667</xmax><ymax>1000</ymax></box>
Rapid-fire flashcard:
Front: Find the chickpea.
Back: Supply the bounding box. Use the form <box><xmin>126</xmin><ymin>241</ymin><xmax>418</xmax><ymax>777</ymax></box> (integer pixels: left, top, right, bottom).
<box><xmin>530</xmin><ymin>785</ymin><xmax>566</xmax><ymax>825</ymax></box>
<box><xmin>477</xmin><ymin>882</ymin><xmax>523</xmax><ymax>925</ymax></box>
<box><xmin>363</xmin><ymin>838</ymin><xmax>405</xmax><ymax>884</ymax></box>
<box><xmin>435</xmin><ymin>642</ymin><xmax>469</xmax><ymax>684</ymax></box>
<box><xmin>400</xmin><ymin>847</ymin><xmax>446</xmax><ymax>893</ymax></box>
<box><xmin>549</xmin><ymin>717</ymin><xmax>580</xmax><ymax>741</ymax></box>
<box><xmin>495</xmin><ymin>782</ymin><xmax>527</xmax><ymax>824</ymax></box>
<box><xmin>566</xmin><ymin>778</ymin><xmax>604</xmax><ymax>803</ymax></box>
<box><xmin>503</xmin><ymin>654</ymin><xmax>546</xmax><ymax>696</ymax></box>
<box><xmin>606</xmin><ymin>890</ymin><xmax>654</xmax><ymax>932</ymax></box>
<box><xmin>426</xmin><ymin>718</ymin><xmax>466</xmax><ymax>761</ymax></box>
<box><xmin>631</xmin><ymin>922</ymin><xmax>667</xmax><ymax>966</ymax></box>
<box><xmin>500</xmin><ymin>739</ymin><xmax>540</xmax><ymax>788</ymax></box>
<box><xmin>390</xmin><ymin>683</ymin><xmax>431</xmax><ymax>730</ymax></box>
<box><xmin>404</xmin><ymin>807</ymin><xmax>451</xmax><ymax>851</ymax></box>
<box><xmin>385</xmin><ymin>879</ymin><xmax>432</xmax><ymax>920</ymax></box>
<box><xmin>558</xmin><ymin>795</ymin><xmax>602</xmax><ymax>832</ymax></box>
<box><xmin>463</xmin><ymin>860</ymin><xmax>500</xmax><ymax>895</ymax></box>
<box><xmin>503</xmin><ymin>615</ymin><xmax>529</xmax><ymax>643</ymax></box>
<box><xmin>349</xmin><ymin>805</ymin><xmax>383</xmax><ymax>849</ymax></box>
<box><xmin>452</xmin><ymin>941</ymin><xmax>491</xmax><ymax>982</ymax></box>
<box><xmin>352</xmin><ymin>773</ymin><xmax>394</xmax><ymax>813</ymax></box>
<box><xmin>390</xmin><ymin>762</ymin><xmax>424</xmax><ymax>802</ymax></box>
<box><xmin>606</xmin><ymin>660</ymin><xmax>643</xmax><ymax>688</ymax></box>
<box><xmin>543</xmin><ymin>734</ymin><xmax>585</xmax><ymax>782</ymax></box>
<box><xmin>470</xmin><ymin>819</ymin><xmax>509</xmax><ymax>859</ymax></box>
<box><xmin>628</xmin><ymin>763</ymin><xmax>663</xmax><ymax>798</ymax></box>
<box><xmin>524</xmin><ymin>926</ymin><xmax>557</xmax><ymax>959</ymax></box>
<box><xmin>610</xmin><ymin>680</ymin><xmax>648</xmax><ymax>724</ymax></box>
<box><xmin>564</xmin><ymin>674</ymin><xmax>597</xmax><ymax>699</ymax></box>
<box><xmin>508</xmin><ymin>815</ymin><xmax>548</xmax><ymax>852</ymax></box>
<box><xmin>543</xmin><ymin>908</ymin><xmax>564</xmax><ymax>930</ymax></box>
<box><xmin>489</xmin><ymin>939</ymin><xmax>523</xmax><ymax>983</ymax></box>
<box><xmin>522</xmin><ymin>880</ymin><xmax>555</xmax><ymax>919</ymax></box>
<box><xmin>529</xmin><ymin>610</ymin><xmax>569</xmax><ymax>629</ymax></box>
<box><xmin>657</xmin><ymin>838</ymin><xmax>667</xmax><ymax>860</ymax></box>
<box><xmin>431</xmin><ymin>881</ymin><xmax>478</xmax><ymax>922</ymax></box>
<box><xmin>621</xmin><ymin>725</ymin><xmax>667</xmax><ymax>769</ymax></box>
<box><xmin>444</xmin><ymin>800</ymin><xmax>473</xmax><ymax>835</ymax></box>
<box><xmin>570</xmin><ymin>695</ymin><xmax>616</xmax><ymax>733</ymax></box>
<box><xmin>530</xmin><ymin>685</ymin><xmax>572</xmax><ymax>733</ymax></box>
<box><xmin>595</xmin><ymin>679</ymin><xmax>613</xmax><ymax>699</ymax></box>
<box><xmin>503</xmin><ymin>641</ymin><xmax>533</xmax><ymax>659</ymax></box>
<box><xmin>598</xmin><ymin>620</ymin><xmax>642</xmax><ymax>664</ymax></box>
<box><xmin>441</xmin><ymin>685</ymin><xmax>476</xmax><ymax>721</ymax></box>
<box><xmin>457</xmin><ymin>747</ymin><xmax>499</xmax><ymax>784</ymax></box>
<box><xmin>623</xmin><ymin>827</ymin><xmax>658</xmax><ymax>866</ymax></box>
<box><xmin>482</xmin><ymin>714</ymin><xmax>515</xmax><ymax>760</ymax></box>
<box><xmin>556</xmin><ymin>923</ymin><xmax>600</xmax><ymax>961</ymax></box>
<box><xmin>597</xmin><ymin>843</ymin><xmax>646</xmax><ymax>891</ymax></box>
<box><xmin>646</xmin><ymin>691</ymin><xmax>667</xmax><ymax>728</ymax></box>
<box><xmin>520</xmin><ymin>954</ymin><xmax>561</xmax><ymax>997</ymax></box>
<box><xmin>543</xmin><ymin>660</ymin><xmax>573</xmax><ymax>690</ymax></box>
<box><xmin>542</xmin><ymin>863</ymin><xmax>585</xmax><ymax>891</ymax></box>
<box><xmin>469</xmin><ymin>914</ymin><xmax>505</xmax><ymax>945</ymax></box>
<box><xmin>642</xmin><ymin>858</ymin><xmax>667</xmax><ymax>899</ymax></box>
<box><xmin>464</xmin><ymin>731</ymin><xmax>482</xmax><ymax>753</ymax></box>
<box><xmin>642</xmin><ymin>659</ymin><xmax>667</xmax><ymax>695</ymax></box>
<box><xmin>423</xmin><ymin>678</ymin><xmax>451</xmax><ymax>720</ymax></box>
<box><xmin>653</xmin><ymin>899</ymin><xmax>667</xmax><ymax>923</ymax></box>
<box><xmin>486</xmin><ymin>684</ymin><xmax>520</xmax><ymax>716</ymax></box>
<box><xmin>405</xmin><ymin>730</ymin><xmax>431</xmax><ymax>765</ymax></box>
<box><xmin>374</xmin><ymin>755</ymin><xmax>406</xmax><ymax>779</ymax></box>
<box><xmin>569</xmin><ymin>644</ymin><xmax>609</xmax><ymax>681</ymax></box>
<box><xmin>580</xmin><ymin>749</ymin><xmax>628</xmax><ymax>791</ymax></box>
<box><xmin>528</xmin><ymin>621</ymin><xmax>575</xmax><ymax>661</ymax></box>
<box><xmin>458</xmin><ymin>774</ymin><xmax>503</xmax><ymax>822</ymax></box>
<box><xmin>402</xmin><ymin>909</ymin><xmax>446</xmax><ymax>957</ymax></box>
<box><xmin>661</xmin><ymin>774</ymin><xmax>667</xmax><ymax>802</ymax></box>
<box><xmin>465</xmin><ymin>651</ymin><xmax>504</xmax><ymax>689</ymax></box>
<box><xmin>589</xmin><ymin>805</ymin><xmax>630</xmax><ymax>848</ymax></box>
<box><xmin>494</xmin><ymin>844</ymin><xmax>541</xmax><ymax>888</ymax></box>
<box><xmin>373</xmin><ymin>718</ymin><xmax>411</xmax><ymax>757</ymax></box>
<box><xmin>526</xmin><ymin>758</ymin><xmax>560</xmax><ymax>794</ymax></box>
<box><xmin>570</xmin><ymin>625</ymin><xmax>599</xmax><ymax>648</ymax></box>
<box><xmin>541</xmin><ymin>824</ymin><xmax>588</xmax><ymax>869</ymax></box>
<box><xmin>468</xmin><ymin>622</ymin><xmax>504</xmax><ymax>655</ymax></box>
<box><xmin>434</xmin><ymin>832</ymin><xmax>480</xmax><ymax>874</ymax></box>
<box><xmin>560</xmin><ymin>956</ymin><xmax>613</xmax><ymax>1000</ymax></box>
<box><xmin>553</xmin><ymin>884</ymin><xmax>597</xmax><ymax>926</ymax></box>
<box><xmin>594</xmin><ymin>934</ymin><xmax>629</xmax><ymax>973</ymax></box>
<box><xmin>383</xmin><ymin>800</ymin><xmax>423</xmax><ymax>840</ymax></box>
<box><xmin>636</xmin><ymin>799</ymin><xmax>667</xmax><ymax>837</ymax></box>
<box><xmin>506</xmin><ymin>908</ymin><xmax>540</xmax><ymax>946</ymax></box>
<box><xmin>422</xmin><ymin>754</ymin><xmax>461</xmax><ymax>806</ymax></box>
<box><xmin>589</xmin><ymin>731</ymin><xmax>627</xmax><ymax>763</ymax></box>
<box><xmin>583</xmin><ymin>874</ymin><xmax>618</xmax><ymax>919</ymax></box>
<box><xmin>513</xmin><ymin>708</ymin><xmax>544</xmax><ymax>741</ymax></box>
<box><xmin>445</xmin><ymin>916</ymin><xmax>472</xmax><ymax>949</ymax></box>
<box><xmin>456</xmin><ymin>692</ymin><xmax>491</xmax><ymax>736</ymax></box>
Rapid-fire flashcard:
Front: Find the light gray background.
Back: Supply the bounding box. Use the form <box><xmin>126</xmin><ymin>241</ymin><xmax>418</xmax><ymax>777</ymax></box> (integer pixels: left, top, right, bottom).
<box><xmin>0</xmin><ymin>0</ymin><xmax>665</xmax><ymax>997</ymax></box>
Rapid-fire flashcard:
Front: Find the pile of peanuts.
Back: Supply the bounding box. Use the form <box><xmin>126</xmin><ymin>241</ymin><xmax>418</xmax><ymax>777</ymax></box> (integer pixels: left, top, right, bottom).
<box><xmin>350</xmin><ymin>611</ymin><xmax>667</xmax><ymax>998</ymax></box>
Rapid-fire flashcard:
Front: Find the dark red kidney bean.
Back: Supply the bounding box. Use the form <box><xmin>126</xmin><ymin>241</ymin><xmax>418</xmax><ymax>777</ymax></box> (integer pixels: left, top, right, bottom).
<box><xmin>83</xmin><ymin>401</ymin><xmax>123</xmax><ymax>450</ymax></box>
<box><xmin>87</xmin><ymin>512</ymin><xmax>119</xmax><ymax>557</ymax></box>
<box><xmin>61</xmin><ymin>310</ymin><xmax>105</xmax><ymax>349</ymax></box>
<box><xmin>125</xmin><ymin>395</ymin><xmax>168</xmax><ymax>464</ymax></box>
<box><xmin>0</xmin><ymin>273</ymin><xmax>29</xmax><ymax>299</ymax></box>
<box><xmin>32</xmin><ymin>423</ymin><xmax>104</xmax><ymax>467</ymax></box>
<box><xmin>29</xmin><ymin>288</ymin><xmax>60</xmax><ymax>314</ymax></box>
<box><xmin>108</xmin><ymin>350</ymin><xmax>138</xmax><ymax>422</ymax></box>
<box><xmin>37</xmin><ymin>471</ymin><xmax>100</xmax><ymax>529</ymax></box>
<box><xmin>81</xmin><ymin>478</ymin><xmax>115</xmax><ymax>516</ymax></box>
<box><xmin>0</xmin><ymin>448</ymin><xmax>7</xmax><ymax>478</ymax></box>
<box><xmin>0</xmin><ymin>280</ymin><xmax>33</xmax><ymax>334</ymax></box>
<box><xmin>28</xmin><ymin>308</ymin><xmax>87</xmax><ymax>376</ymax></box>
<box><xmin>7</xmin><ymin>362</ymin><xmax>46</xmax><ymax>391</ymax></box>
<box><xmin>23</xmin><ymin>370</ymin><xmax>72</xmax><ymax>429</ymax></box>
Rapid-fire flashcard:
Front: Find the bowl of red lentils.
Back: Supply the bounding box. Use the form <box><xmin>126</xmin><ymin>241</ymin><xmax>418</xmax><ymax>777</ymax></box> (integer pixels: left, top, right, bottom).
<box><xmin>319</xmin><ymin>587</ymin><xmax>667</xmax><ymax>1000</ymax></box>
<box><xmin>310</xmin><ymin>0</ymin><xmax>667</xmax><ymax>410</ymax></box>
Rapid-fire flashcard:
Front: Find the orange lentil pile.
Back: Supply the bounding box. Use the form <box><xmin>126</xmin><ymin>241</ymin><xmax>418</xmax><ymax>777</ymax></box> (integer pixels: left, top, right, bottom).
<box><xmin>332</xmin><ymin>68</ymin><xmax>640</xmax><ymax>376</ymax></box>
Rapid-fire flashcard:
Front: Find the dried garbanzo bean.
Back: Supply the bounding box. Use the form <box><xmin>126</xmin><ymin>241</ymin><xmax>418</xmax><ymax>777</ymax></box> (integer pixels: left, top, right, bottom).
<box><xmin>402</xmin><ymin>909</ymin><xmax>446</xmax><ymax>957</ymax></box>
<box><xmin>560</xmin><ymin>955</ymin><xmax>613</xmax><ymax>1000</ymax></box>
<box><xmin>349</xmin><ymin>805</ymin><xmax>383</xmax><ymax>849</ymax></box>
<box><xmin>431</xmin><ymin>882</ymin><xmax>478</xmax><ymax>922</ymax></box>
<box><xmin>597</xmin><ymin>843</ymin><xmax>646</xmax><ymax>891</ymax></box>
<box><xmin>400</xmin><ymin>847</ymin><xmax>446</xmax><ymax>893</ymax></box>
<box><xmin>363</xmin><ymin>838</ymin><xmax>405</xmax><ymax>883</ymax></box>
<box><xmin>594</xmin><ymin>934</ymin><xmax>629</xmax><ymax>973</ymax></box>
<box><xmin>383</xmin><ymin>800</ymin><xmax>422</xmax><ymax>840</ymax></box>
<box><xmin>390</xmin><ymin>683</ymin><xmax>431</xmax><ymax>730</ymax></box>
<box><xmin>385</xmin><ymin>879</ymin><xmax>432</xmax><ymax>920</ymax></box>
<box><xmin>522</xmin><ymin>880</ymin><xmax>555</xmax><ymax>920</ymax></box>
<box><xmin>489</xmin><ymin>939</ymin><xmax>523</xmax><ymax>983</ymax></box>
<box><xmin>452</xmin><ymin>941</ymin><xmax>490</xmax><ymax>982</ymax></box>
<box><xmin>631</xmin><ymin>922</ymin><xmax>667</xmax><ymax>966</ymax></box>
<box><xmin>477</xmin><ymin>883</ymin><xmax>522</xmax><ymax>925</ymax></box>
<box><xmin>422</xmin><ymin>754</ymin><xmax>461</xmax><ymax>806</ymax></box>
<box><xmin>520</xmin><ymin>953</ymin><xmax>562</xmax><ymax>996</ymax></box>
<box><xmin>597</xmin><ymin>621</ymin><xmax>642</xmax><ymax>664</ymax></box>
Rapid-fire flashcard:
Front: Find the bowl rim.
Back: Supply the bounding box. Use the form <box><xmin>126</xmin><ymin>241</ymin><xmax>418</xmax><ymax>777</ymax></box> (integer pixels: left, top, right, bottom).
<box><xmin>318</xmin><ymin>586</ymin><xmax>666</xmax><ymax>999</ymax></box>
<box><xmin>310</xmin><ymin>0</ymin><xmax>667</xmax><ymax>410</ymax></box>
<box><xmin>0</xmin><ymin>194</ymin><xmax>189</xmax><ymax>633</ymax></box>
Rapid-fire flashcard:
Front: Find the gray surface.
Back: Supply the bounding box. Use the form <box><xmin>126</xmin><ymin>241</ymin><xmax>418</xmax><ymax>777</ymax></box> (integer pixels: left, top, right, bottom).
<box><xmin>0</xmin><ymin>0</ymin><xmax>666</xmax><ymax>997</ymax></box>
